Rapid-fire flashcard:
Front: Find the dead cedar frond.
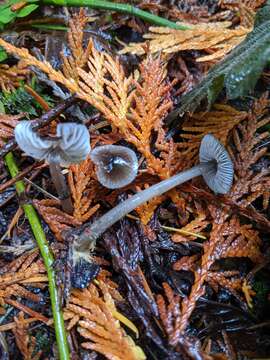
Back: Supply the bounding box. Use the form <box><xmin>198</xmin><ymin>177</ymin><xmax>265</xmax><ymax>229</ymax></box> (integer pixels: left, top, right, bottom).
<box><xmin>171</xmin><ymin>205</ymin><xmax>209</xmax><ymax>243</ymax></box>
<box><xmin>167</xmin><ymin>2</ymin><xmax>211</xmax><ymax>24</ymax></box>
<box><xmin>119</xmin><ymin>22</ymin><xmax>252</xmax><ymax>62</ymax></box>
<box><xmin>33</xmin><ymin>199</ymin><xmax>81</xmax><ymax>241</ymax></box>
<box><xmin>77</xmin><ymin>49</ymin><xmax>131</xmax><ymax>131</ymax></box>
<box><xmin>161</xmin><ymin>208</ymin><xmax>263</xmax><ymax>342</ymax></box>
<box><xmin>219</xmin><ymin>0</ymin><xmax>266</xmax><ymax>11</ymax></box>
<box><xmin>0</xmin><ymin>35</ymin><xmax>241</xmax><ymax>227</ymax></box>
<box><xmin>127</xmin><ymin>57</ymin><xmax>183</xmax><ymax>222</ymax></box>
<box><xmin>12</xmin><ymin>311</ymin><xmax>42</xmax><ymax>360</ymax></box>
<box><xmin>135</xmin><ymin>185</ymin><xmax>166</xmax><ymax>225</ymax></box>
<box><xmin>96</xmin><ymin>270</ymin><xmax>124</xmax><ymax>302</ymax></box>
<box><xmin>157</xmin><ymin>283</ymin><xmax>218</xmax><ymax>358</ymax></box>
<box><xmin>0</xmin><ymin>39</ymin><xmax>174</xmax><ymax>179</ymax></box>
<box><xmin>206</xmin><ymin>271</ymin><xmax>243</xmax><ymax>301</ymax></box>
<box><xmin>61</xmin><ymin>9</ymin><xmax>93</xmax><ymax>83</ymax></box>
<box><xmin>0</xmin><ymin>38</ymin><xmax>79</xmax><ymax>94</ymax></box>
<box><xmin>156</xmin><ymin>282</ymin><xmax>182</xmax><ymax>346</ymax></box>
<box><xmin>0</xmin><ymin>113</ymin><xmax>25</xmax><ymax>147</ymax></box>
<box><xmin>0</xmin><ymin>284</ymin><xmax>41</xmax><ymax>303</ymax></box>
<box><xmin>219</xmin><ymin>0</ymin><xmax>266</xmax><ymax>28</ymax></box>
<box><xmin>0</xmin><ymin>250</ymin><xmax>47</xmax><ymax>317</ymax></box>
<box><xmin>64</xmin><ymin>282</ymin><xmax>145</xmax><ymax>360</ymax></box>
<box><xmin>228</xmin><ymin>95</ymin><xmax>270</xmax><ymax>209</ymax></box>
<box><xmin>0</xmin><ymin>61</ymin><xmax>29</xmax><ymax>93</ymax></box>
<box><xmin>178</xmin><ymin>104</ymin><xmax>248</xmax><ymax>166</ymax></box>
<box><xmin>79</xmin><ymin>51</ymin><xmax>173</xmax><ymax>180</ymax></box>
<box><xmin>174</xmin><ymin>210</ymin><xmax>262</xmax><ymax>337</ymax></box>
<box><xmin>68</xmin><ymin>158</ymin><xmax>100</xmax><ymax>222</ymax></box>
<box><xmin>242</xmin><ymin>279</ymin><xmax>256</xmax><ymax>308</ymax></box>
<box><xmin>0</xmin><ymin>316</ymin><xmax>37</xmax><ymax>332</ymax></box>
<box><xmin>34</xmin><ymin>160</ymin><xmax>100</xmax><ymax>230</ymax></box>
<box><xmin>0</xmin><ymin>249</ymin><xmax>45</xmax><ymax>286</ymax></box>
<box><xmin>173</xmin><ymin>254</ymin><xmax>199</xmax><ymax>271</ymax></box>
<box><xmin>128</xmin><ymin>56</ymin><xmax>173</xmax><ymax>177</ymax></box>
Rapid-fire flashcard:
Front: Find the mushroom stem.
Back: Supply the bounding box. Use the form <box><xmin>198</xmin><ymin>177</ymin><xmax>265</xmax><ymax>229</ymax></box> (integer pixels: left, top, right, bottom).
<box><xmin>75</xmin><ymin>163</ymin><xmax>211</xmax><ymax>252</ymax></box>
<box><xmin>73</xmin><ymin>134</ymin><xmax>234</xmax><ymax>257</ymax></box>
<box><xmin>49</xmin><ymin>163</ymin><xmax>73</xmax><ymax>215</ymax></box>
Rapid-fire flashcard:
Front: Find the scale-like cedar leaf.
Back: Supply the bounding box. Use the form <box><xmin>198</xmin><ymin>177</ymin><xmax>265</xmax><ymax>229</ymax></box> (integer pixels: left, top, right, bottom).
<box><xmin>64</xmin><ymin>281</ymin><xmax>145</xmax><ymax>360</ymax></box>
<box><xmin>12</xmin><ymin>312</ymin><xmax>42</xmax><ymax>360</ymax></box>
<box><xmin>168</xmin><ymin>2</ymin><xmax>270</xmax><ymax>121</ymax></box>
<box><xmin>120</xmin><ymin>22</ymin><xmax>251</xmax><ymax>63</ymax></box>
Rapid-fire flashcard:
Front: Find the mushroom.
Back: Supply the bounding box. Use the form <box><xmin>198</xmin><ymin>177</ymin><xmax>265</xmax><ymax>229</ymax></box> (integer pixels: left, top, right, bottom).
<box><xmin>90</xmin><ymin>144</ymin><xmax>138</xmax><ymax>189</ymax></box>
<box><xmin>14</xmin><ymin>121</ymin><xmax>90</xmax><ymax>214</ymax></box>
<box><xmin>73</xmin><ymin>134</ymin><xmax>234</xmax><ymax>253</ymax></box>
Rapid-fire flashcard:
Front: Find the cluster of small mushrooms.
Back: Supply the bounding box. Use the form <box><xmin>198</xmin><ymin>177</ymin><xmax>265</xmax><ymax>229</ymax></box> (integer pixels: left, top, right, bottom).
<box><xmin>15</xmin><ymin>121</ymin><xmax>234</xmax><ymax>259</ymax></box>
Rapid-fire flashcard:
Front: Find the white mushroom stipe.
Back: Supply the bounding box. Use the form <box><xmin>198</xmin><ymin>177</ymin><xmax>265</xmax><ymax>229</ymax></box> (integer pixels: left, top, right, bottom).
<box><xmin>90</xmin><ymin>145</ymin><xmax>138</xmax><ymax>189</ymax></box>
<box><xmin>14</xmin><ymin>121</ymin><xmax>91</xmax><ymax>166</ymax></box>
<box><xmin>74</xmin><ymin>134</ymin><xmax>234</xmax><ymax>252</ymax></box>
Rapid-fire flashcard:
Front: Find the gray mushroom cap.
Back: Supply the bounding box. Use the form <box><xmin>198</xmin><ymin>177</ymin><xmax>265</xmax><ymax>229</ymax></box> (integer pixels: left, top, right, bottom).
<box><xmin>90</xmin><ymin>145</ymin><xmax>138</xmax><ymax>189</ymax></box>
<box><xmin>14</xmin><ymin>121</ymin><xmax>90</xmax><ymax>166</ymax></box>
<box><xmin>199</xmin><ymin>134</ymin><xmax>234</xmax><ymax>194</ymax></box>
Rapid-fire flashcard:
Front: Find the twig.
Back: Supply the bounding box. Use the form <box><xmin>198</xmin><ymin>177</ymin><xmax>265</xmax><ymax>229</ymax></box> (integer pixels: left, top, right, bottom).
<box><xmin>42</xmin><ymin>0</ymin><xmax>189</xmax><ymax>30</ymax></box>
<box><xmin>23</xmin><ymin>177</ymin><xmax>59</xmax><ymax>200</ymax></box>
<box><xmin>24</xmin><ymin>85</ymin><xmax>51</xmax><ymax>111</ymax></box>
<box><xmin>4</xmin><ymin>152</ymin><xmax>70</xmax><ymax>360</ymax></box>
<box><xmin>4</xmin><ymin>298</ymin><xmax>49</xmax><ymax>323</ymax></box>
<box><xmin>126</xmin><ymin>214</ymin><xmax>206</xmax><ymax>241</ymax></box>
<box><xmin>0</xmin><ymin>318</ymin><xmax>38</xmax><ymax>332</ymax></box>
<box><xmin>0</xmin><ymin>95</ymin><xmax>77</xmax><ymax>158</ymax></box>
<box><xmin>0</xmin><ymin>161</ymin><xmax>43</xmax><ymax>193</ymax></box>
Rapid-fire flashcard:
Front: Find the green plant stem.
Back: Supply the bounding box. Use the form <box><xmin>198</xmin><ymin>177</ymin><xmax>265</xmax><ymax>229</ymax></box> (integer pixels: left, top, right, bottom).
<box><xmin>32</xmin><ymin>24</ymin><xmax>68</xmax><ymax>30</ymax></box>
<box><xmin>41</xmin><ymin>0</ymin><xmax>189</xmax><ymax>30</ymax></box>
<box><xmin>4</xmin><ymin>152</ymin><xmax>70</xmax><ymax>360</ymax></box>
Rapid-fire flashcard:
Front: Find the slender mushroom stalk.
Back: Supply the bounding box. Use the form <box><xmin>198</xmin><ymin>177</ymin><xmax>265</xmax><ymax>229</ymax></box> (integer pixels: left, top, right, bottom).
<box><xmin>90</xmin><ymin>144</ymin><xmax>138</xmax><ymax>189</ymax></box>
<box><xmin>14</xmin><ymin>121</ymin><xmax>90</xmax><ymax>214</ymax></box>
<box><xmin>49</xmin><ymin>162</ymin><xmax>73</xmax><ymax>213</ymax></box>
<box><xmin>74</xmin><ymin>134</ymin><xmax>234</xmax><ymax>253</ymax></box>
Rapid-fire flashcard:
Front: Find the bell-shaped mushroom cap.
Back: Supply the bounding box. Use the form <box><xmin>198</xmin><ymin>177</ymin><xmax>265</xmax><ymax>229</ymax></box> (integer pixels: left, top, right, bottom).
<box><xmin>14</xmin><ymin>121</ymin><xmax>91</xmax><ymax>166</ymax></box>
<box><xmin>90</xmin><ymin>145</ymin><xmax>138</xmax><ymax>189</ymax></box>
<box><xmin>47</xmin><ymin>123</ymin><xmax>91</xmax><ymax>165</ymax></box>
<box><xmin>199</xmin><ymin>134</ymin><xmax>234</xmax><ymax>194</ymax></box>
<box><xmin>14</xmin><ymin>121</ymin><xmax>55</xmax><ymax>160</ymax></box>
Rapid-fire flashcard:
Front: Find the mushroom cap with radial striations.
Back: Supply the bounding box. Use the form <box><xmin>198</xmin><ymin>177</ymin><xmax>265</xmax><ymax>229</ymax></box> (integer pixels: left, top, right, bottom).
<box><xmin>48</xmin><ymin>123</ymin><xmax>91</xmax><ymax>166</ymax></box>
<box><xmin>199</xmin><ymin>134</ymin><xmax>234</xmax><ymax>194</ymax></box>
<box><xmin>14</xmin><ymin>121</ymin><xmax>91</xmax><ymax>166</ymax></box>
<box><xmin>90</xmin><ymin>144</ymin><xmax>139</xmax><ymax>189</ymax></box>
<box><xmin>14</xmin><ymin>121</ymin><xmax>55</xmax><ymax>160</ymax></box>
